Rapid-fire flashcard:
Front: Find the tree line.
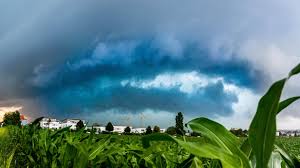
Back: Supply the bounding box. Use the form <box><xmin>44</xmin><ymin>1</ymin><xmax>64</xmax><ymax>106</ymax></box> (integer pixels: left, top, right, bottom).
<box><xmin>2</xmin><ymin>111</ymin><xmax>247</xmax><ymax>137</ymax></box>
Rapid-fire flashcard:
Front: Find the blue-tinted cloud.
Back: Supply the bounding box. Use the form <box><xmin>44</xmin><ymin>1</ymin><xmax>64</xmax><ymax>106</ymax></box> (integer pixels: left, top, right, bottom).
<box><xmin>4</xmin><ymin>0</ymin><xmax>300</xmax><ymax>127</ymax></box>
<box><xmin>39</xmin><ymin>77</ymin><xmax>238</xmax><ymax>119</ymax></box>
<box><xmin>20</xmin><ymin>39</ymin><xmax>260</xmax><ymax>120</ymax></box>
<box><xmin>29</xmin><ymin>39</ymin><xmax>263</xmax><ymax>91</ymax></box>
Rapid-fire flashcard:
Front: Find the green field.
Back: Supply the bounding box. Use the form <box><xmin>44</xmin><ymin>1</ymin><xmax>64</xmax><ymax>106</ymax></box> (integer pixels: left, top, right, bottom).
<box><xmin>276</xmin><ymin>137</ymin><xmax>300</xmax><ymax>159</ymax></box>
<box><xmin>1</xmin><ymin>126</ymin><xmax>300</xmax><ymax>168</ymax></box>
<box><xmin>0</xmin><ymin>126</ymin><xmax>190</xmax><ymax>167</ymax></box>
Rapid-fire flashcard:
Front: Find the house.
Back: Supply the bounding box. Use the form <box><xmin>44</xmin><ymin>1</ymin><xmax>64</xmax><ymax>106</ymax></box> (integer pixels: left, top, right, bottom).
<box><xmin>276</xmin><ymin>130</ymin><xmax>300</xmax><ymax>137</ymax></box>
<box><xmin>39</xmin><ymin>118</ymin><xmax>61</xmax><ymax>129</ymax></box>
<box><xmin>86</xmin><ymin>125</ymin><xmax>131</xmax><ymax>134</ymax></box>
<box><xmin>85</xmin><ymin>126</ymin><xmax>106</xmax><ymax>134</ymax></box>
<box><xmin>160</xmin><ymin>128</ymin><xmax>166</xmax><ymax>133</ymax></box>
<box><xmin>131</xmin><ymin>128</ymin><xmax>146</xmax><ymax>134</ymax></box>
<box><xmin>113</xmin><ymin>126</ymin><xmax>132</xmax><ymax>134</ymax></box>
<box><xmin>61</xmin><ymin>119</ymin><xmax>85</xmax><ymax>130</ymax></box>
<box><xmin>287</xmin><ymin>131</ymin><xmax>296</xmax><ymax>137</ymax></box>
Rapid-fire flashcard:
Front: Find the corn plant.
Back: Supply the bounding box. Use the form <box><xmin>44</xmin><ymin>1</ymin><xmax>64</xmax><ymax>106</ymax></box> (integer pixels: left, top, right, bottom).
<box><xmin>1</xmin><ymin>125</ymin><xmax>190</xmax><ymax>167</ymax></box>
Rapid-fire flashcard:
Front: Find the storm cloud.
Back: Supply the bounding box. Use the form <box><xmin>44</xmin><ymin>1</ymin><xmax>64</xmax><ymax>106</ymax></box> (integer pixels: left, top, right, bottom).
<box><xmin>1</xmin><ymin>0</ymin><xmax>300</xmax><ymax>128</ymax></box>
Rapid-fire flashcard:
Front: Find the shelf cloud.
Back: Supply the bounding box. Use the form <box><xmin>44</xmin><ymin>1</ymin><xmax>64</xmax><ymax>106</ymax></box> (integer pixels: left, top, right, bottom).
<box><xmin>1</xmin><ymin>0</ymin><xmax>300</xmax><ymax>128</ymax></box>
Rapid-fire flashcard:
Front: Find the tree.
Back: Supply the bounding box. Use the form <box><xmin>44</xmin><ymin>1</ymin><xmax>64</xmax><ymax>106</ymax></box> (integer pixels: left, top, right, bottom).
<box><xmin>153</xmin><ymin>125</ymin><xmax>160</xmax><ymax>133</ymax></box>
<box><xmin>230</xmin><ymin>128</ymin><xmax>247</xmax><ymax>137</ymax></box>
<box><xmin>175</xmin><ymin>112</ymin><xmax>185</xmax><ymax>135</ymax></box>
<box><xmin>3</xmin><ymin>111</ymin><xmax>21</xmax><ymax>127</ymax></box>
<box><xmin>30</xmin><ymin>117</ymin><xmax>44</xmax><ymax>128</ymax></box>
<box><xmin>146</xmin><ymin>126</ymin><xmax>152</xmax><ymax>134</ymax></box>
<box><xmin>124</xmin><ymin>126</ymin><xmax>131</xmax><ymax>133</ymax></box>
<box><xmin>106</xmin><ymin>122</ymin><xmax>114</xmax><ymax>132</ymax></box>
<box><xmin>166</xmin><ymin>126</ymin><xmax>176</xmax><ymax>135</ymax></box>
<box><xmin>76</xmin><ymin>120</ymin><xmax>85</xmax><ymax>130</ymax></box>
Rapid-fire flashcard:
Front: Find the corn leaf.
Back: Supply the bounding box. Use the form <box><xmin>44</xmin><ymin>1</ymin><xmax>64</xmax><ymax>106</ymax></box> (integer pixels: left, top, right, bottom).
<box><xmin>249</xmin><ymin>63</ymin><xmax>300</xmax><ymax>168</ymax></box>
<box><xmin>288</xmin><ymin>63</ymin><xmax>300</xmax><ymax>77</ymax></box>
<box><xmin>277</xmin><ymin>96</ymin><xmax>300</xmax><ymax>114</ymax></box>
<box><xmin>249</xmin><ymin>78</ymin><xmax>286</xmax><ymax>168</ymax></box>
<box><xmin>188</xmin><ymin>118</ymin><xmax>250</xmax><ymax>168</ymax></box>
<box><xmin>275</xmin><ymin>144</ymin><xmax>300</xmax><ymax>168</ymax></box>
<box><xmin>5</xmin><ymin>148</ymin><xmax>16</xmax><ymax>168</ymax></box>
<box><xmin>173</xmin><ymin>138</ymin><xmax>242</xmax><ymax>168</ymax></box>
<box><xmin>88</xmin><ymin>137</ymin><xmax>110</xmax><ymax>160</ymax></box>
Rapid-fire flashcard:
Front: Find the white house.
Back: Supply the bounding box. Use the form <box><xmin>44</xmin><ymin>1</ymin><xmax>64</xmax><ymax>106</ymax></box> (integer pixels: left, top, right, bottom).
<box><xmin>86</xmin><ymin>125</ymin><xmax>131</xmax><ymax>134</ymax></box>
<box><xmin>113</xmin><ymin>126</ymin><xmax>132</xmax><ymax>134</ymax></box>
<box><xmin>40</xmin><ymin>118</ymin><xmax>61</xmax><ymax>129</ymax></box>
<box><xmin>160</xmin><ymin>128</ymin><xmax>166</xmax><ymax>133</ymax></box>
<box><xmin>132</xmin><ymin>128</ymin><xmax>146</xmax><ymax>134</ymax></box>
<box><xmin>86</xmin><ymin>126</ymin><xmax>106</xmax><ymax>134</ymax></box>
<box><xmin>61</xmin><ymin>119</ymin><xmax>85</xmax><ymax>130</ymax></box>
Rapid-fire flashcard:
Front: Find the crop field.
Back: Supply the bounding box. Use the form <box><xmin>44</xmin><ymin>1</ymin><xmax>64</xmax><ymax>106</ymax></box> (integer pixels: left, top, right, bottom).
<box><xmin>0</xmin><ymin>126</ymin><xmax>299</xmax><ymax>168</ymax></box>
<box><xmin>0</xmin><ymin>127</ymin><xmax>191</xmax><ymax>167</ymax></box>
<box><xmin>0</xmin><ymin>127</ymin><xmax>300</xmax><ymax>168</ymax></box>
<box><xmin>277</xmin><ymin>137</ymin><xmax>300</xmax><ymax>159</ymax></box>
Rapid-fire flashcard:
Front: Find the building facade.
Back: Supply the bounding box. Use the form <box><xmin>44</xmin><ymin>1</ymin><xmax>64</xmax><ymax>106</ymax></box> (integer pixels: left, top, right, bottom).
<box><xmin>61</xmin><ymin>119</ymin><xmax>85</xmax><ymax>130</ymax></box>
<box><xmin>131</xmin><ymin>128</ymin><xmax>146</xmax><ymax>134</ymax></box>
<box><xmin>40</xmin><ymin>118</ymin><xmax>61</xmax><ymax>129</ymax></box>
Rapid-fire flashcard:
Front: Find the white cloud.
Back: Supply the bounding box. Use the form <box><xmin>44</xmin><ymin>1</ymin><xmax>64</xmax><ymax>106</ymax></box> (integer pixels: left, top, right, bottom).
<box><xmin>216</xmin><ymin>83</ymin><xmax>260</xmax><ymax>129</ymax></box>
<box><xmin>121</xmin><ymin>71</ymin><xmax>222</xmax><ymax>94</ymax></box>
<box><xmin>277</xmin><ymin>115</ymin><xmax>300</xmax><ymax>130</ymax></box>
<box><xmin>121</xmin><ymin>71</ymin><xmax>261</xmax><ymax>129</ymax></box>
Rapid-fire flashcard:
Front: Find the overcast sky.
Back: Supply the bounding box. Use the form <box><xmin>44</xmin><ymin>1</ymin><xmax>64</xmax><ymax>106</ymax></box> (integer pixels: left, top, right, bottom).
<box><xmin>1</xmin><ymin>0</ymin><xmax>300</xmax><ymax>129</ymax></box>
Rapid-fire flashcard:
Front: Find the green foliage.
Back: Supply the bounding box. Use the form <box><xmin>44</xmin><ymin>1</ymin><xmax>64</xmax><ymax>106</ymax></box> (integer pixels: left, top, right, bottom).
<box><xmin>249</xmin><ymin>79</ymin><xmax>285</xmax><ymax>168</ymax></box>
<box><xmin>176</xmin><ymin>112</ymin><xmax>185</xmax><ymax>135</ymax></box>
<box><xmin>105</xmin><ymin>122</ymin><xmax>114</xmax><ymax>132</ymax></box>
<box><xmin>166</xmin><ymin>126</ymin><xmax>176</xmax><ymax>135</ymax></box>
<box><xmin>230</xmin><ymin>128</ymin><xmax>248</xmax><ymax>137</ymax></box>
<box><xmin>3</xmin><ymin>111</ymin><xmax>21</xmax><ymax>127</ymax></box>
<box><xmin>188</xmin><ymin>118</ymin><xmax>250</xmax><ymax>168</ymax></box>
<box><xmin>76</xmin><ymin>120</ymin><xmax>84</xmax><ymax>130</ymax></box>
<box><xmin>0</xmin><ymin>126</ymin><xmax>191</xmax><ymax>167</ymax></box>
<box><xmin>146</xmin><ymin>126</ymin><xmax>152</xmax><ymax>135</ymax></box>
<box><xmin>249</xmin><ymin>63</ymin><xmax>300</xmax><ymax>168</ymax></box>
<box><xmin>124</xmin><ymin>126</ymin><xmax>131</xmax><ymax>133</ymax></box>
<box><xmin>153</xmin><ymin>125</ymin><xmax>160</xmax><ymax>133</ymax></box>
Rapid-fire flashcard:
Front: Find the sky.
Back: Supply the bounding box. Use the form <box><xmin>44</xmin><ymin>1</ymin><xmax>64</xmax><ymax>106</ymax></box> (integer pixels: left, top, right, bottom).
<box><xmin>1</xmin><ymin>0</ymin><xmax>300</xmax><ymax>129</ymax></box>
